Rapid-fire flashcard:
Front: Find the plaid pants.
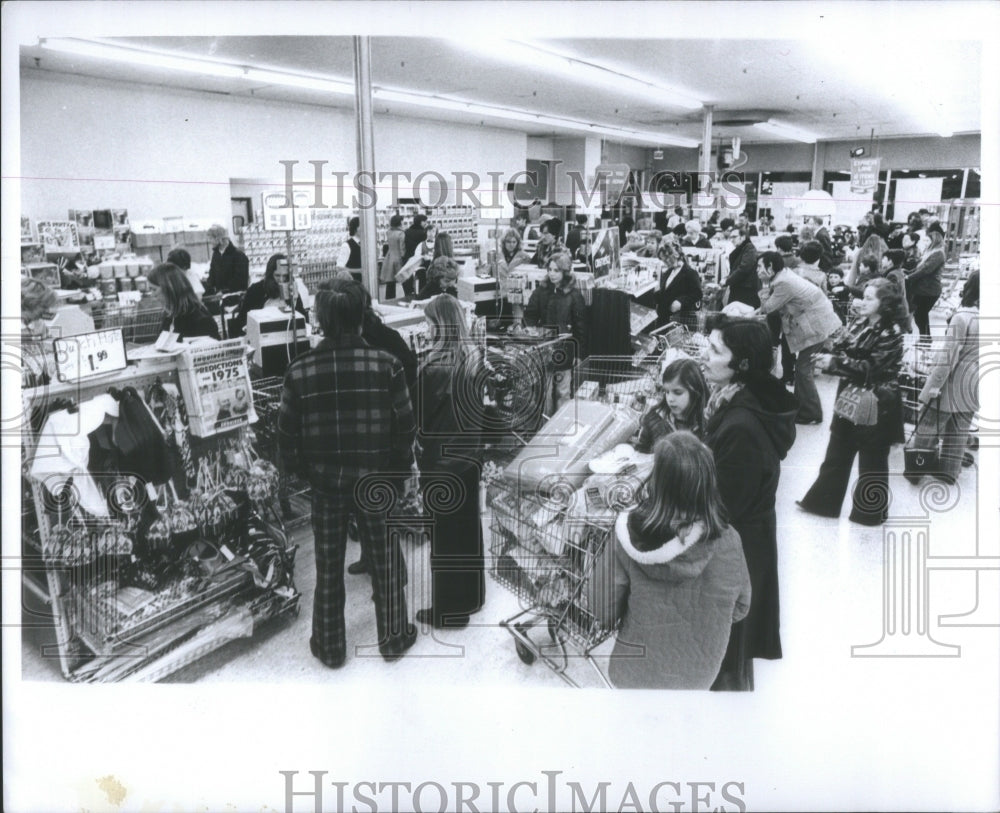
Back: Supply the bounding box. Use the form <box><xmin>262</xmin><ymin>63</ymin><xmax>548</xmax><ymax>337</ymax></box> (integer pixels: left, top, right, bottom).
<box><xmin>310</xmin><ymin>486</ymin><xmax>410</xmax><ymax>662</ymax></box>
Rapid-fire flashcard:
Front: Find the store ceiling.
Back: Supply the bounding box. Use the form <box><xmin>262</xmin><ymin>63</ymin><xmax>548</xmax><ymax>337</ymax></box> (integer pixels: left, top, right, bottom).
<box><xmin>19</xmin><ymin>35</ymin><xmax>982</xmax><ymax>147</ymax></box>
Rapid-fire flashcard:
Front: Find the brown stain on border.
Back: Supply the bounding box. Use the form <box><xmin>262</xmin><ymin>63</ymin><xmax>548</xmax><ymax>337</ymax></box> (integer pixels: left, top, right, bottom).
<box><xmin>96</xmin><ymin>775</ymin><xmax>127</xmax><ymax>808</ymax></box>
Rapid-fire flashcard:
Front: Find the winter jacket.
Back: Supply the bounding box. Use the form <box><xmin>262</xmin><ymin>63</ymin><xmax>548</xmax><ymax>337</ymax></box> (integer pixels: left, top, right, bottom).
<box><xmin>656</xmin><ymin>262</ymin><xmax>703</xmax><ymax>329</ymax></box>
<box><xmin>827</xmin><ymin>315</ymin><xmax>906</xmax><ymax>445</ymax></box>
<box><xmin>588</xmin><ymin>512</ymin><xmax>751</xmax><ymax>689</ymax></box>
<box><xmin>725</xmin><ymin>239</ymin><xmax>760</xmax><ymax>308</ymax></box>
<box><xmin>524</xmin><ymin>278</ymin><xmax>588</xmax><ymax>367</ymax></box>
<box><xmin>705</xmin><ymin>373</ymin><xmax>798</xmax><ymax>664</ymax></box>
<box><xmin>758</xmin><ymin>268</ymin><xmax>841</xmax><ymax>354</ymax></box>
<box><xmin>905</xmin><ymin>246</ymin><xmax>945</xmax><ymax>298</ymax></box>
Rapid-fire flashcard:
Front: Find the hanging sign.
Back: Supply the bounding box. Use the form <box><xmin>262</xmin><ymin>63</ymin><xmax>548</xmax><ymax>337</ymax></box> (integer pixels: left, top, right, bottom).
<box><xmin>261</xmin><ymin>190</ymin><xmax>313</xmax><ymax>231</ymax></box>
<box><xmin>177</xmin><ymin>339</ymin><xmax>257</xmax><ymax>436</ymax></box>
<box><xmin>594</xmin><ymin>163</ymin><xmax>631</xmax><ymax>207</ymax></box>
<box><xmin>850</xmin><ymin>157</ymin><xmax>881</xmax><ymax>194</ymax></box>
<box><xmin>588</xmin><ymin>227</ymin><xmax>621</xmax><ymax>279</ymax></box>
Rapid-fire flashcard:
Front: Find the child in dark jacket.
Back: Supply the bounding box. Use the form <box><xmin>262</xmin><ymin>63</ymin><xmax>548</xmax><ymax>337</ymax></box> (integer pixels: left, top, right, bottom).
<box><xmin>826</xmin><ymin>269</ymin><xmax>852</xmax><ymax>324</ymax></box>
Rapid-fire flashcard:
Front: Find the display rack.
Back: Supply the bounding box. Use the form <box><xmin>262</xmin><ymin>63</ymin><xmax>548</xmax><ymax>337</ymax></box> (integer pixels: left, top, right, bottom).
<box><xmin>942</xmin><ymin>200</ymin><xmax>980</xmax><ymax>261</ymax></box>
<box><xmin>239</xmin><ymin>205</ymin><xmax>478</xmax><ymax>277</ymax></box>
<box><xmin>21</xmin><ymin>355</ymin><xmax>300</xmax><ymax>682</ymax></box>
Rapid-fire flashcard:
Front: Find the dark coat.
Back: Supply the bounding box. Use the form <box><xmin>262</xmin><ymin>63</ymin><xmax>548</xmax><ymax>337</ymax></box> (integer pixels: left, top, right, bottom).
<box><xmin>725</xmin><ymin>239</ymin><xmax>760</xmax><ymax>308</ymax></box>
<box><xmin>402</xmin><ymin>225</ymin><xmax>428</xmax><ymax>264</ymax></box>
<box><xmin>363</xmin><ymin>314</ymin><xmax>418</xmax><ymax>396</ymax></box>
<box><xmin>705</xmin><ymin>373</ymin><xmax>798</xmax><ymax>675</ymax></box>
<box><xmin>234</xmin><ymin>280</ymin><xmax>305</xmax><ymax>334</ymax></box>
<box><xmin>905</xmin><ymin>247</ymin><xmax>945</xmax><ymax>298</ymax></box>
<box><xmin>415</xmin><ymin>354</ymin><xmax>485</xmax><ymax>620</ymax></box>
<box><xmin>207</xmin><ymin>242</ymin><xmax>249</xmax><ymax>294</ymax></box>
<box><xmin>159</xmin><ymin>308</ymin><xmax>220</xmax><ymax>341</ymax></box>
<box><xmin>524</xmin><ymin>279</ymin><xmax>588</xmax><ymax>366</ymax></box>
<box><xmin>656</xmin><ymin>262</ymin><xmax>703</xmax><ymax>329</ymax></box>
<box><xmin>827</xmin><ymin>316</ymin><xmax>906</xmax><ymax>446</ymax></box>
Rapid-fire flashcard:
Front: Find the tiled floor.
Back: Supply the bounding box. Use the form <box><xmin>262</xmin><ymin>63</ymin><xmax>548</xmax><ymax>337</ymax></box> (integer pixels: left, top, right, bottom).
<box><xmin>21</xmin><ymin>370</ymin><xmax>989</xmax><ymax>691</ymax></box>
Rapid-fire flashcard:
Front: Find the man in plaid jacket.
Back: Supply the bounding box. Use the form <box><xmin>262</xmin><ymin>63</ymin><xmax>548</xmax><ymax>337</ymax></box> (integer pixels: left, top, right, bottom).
<box><xmin>278</xmin><ymin>281</ymin><xmax>417</xmax><ymax>666</ymax></box>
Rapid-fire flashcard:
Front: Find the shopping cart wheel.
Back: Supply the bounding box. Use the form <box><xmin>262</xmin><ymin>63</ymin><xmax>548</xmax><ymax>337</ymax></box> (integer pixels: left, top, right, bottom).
<box><xmin>515</xmin><ymin>640</ymin><xmax>536</xmax><ymax>665</ymax></box>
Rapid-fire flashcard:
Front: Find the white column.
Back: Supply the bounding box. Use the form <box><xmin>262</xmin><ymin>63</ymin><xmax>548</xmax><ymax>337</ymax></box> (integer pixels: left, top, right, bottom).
<box><xmin>353</xmin><ymin>36</ymin><xmax>378</xmax><ymax>299</ymax></box>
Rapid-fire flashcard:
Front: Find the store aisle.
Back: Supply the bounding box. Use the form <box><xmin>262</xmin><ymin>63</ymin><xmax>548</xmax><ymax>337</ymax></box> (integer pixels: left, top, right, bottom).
<box><xmin>20</xmin><ymin>368</ymin><xmax>982</xmax><ymax>689</ymax></box>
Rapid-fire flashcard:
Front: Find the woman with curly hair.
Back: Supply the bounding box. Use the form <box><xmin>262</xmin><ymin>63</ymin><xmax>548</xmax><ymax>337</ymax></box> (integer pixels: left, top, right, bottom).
<box><xmin>797</xmin><ymin>278</ymin><xmax>908</xmax><ymax>525</ymax></box>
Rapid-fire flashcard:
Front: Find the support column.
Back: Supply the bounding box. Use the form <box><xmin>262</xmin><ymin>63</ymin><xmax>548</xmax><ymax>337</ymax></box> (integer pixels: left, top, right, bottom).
<box><xmin>699</xmin><ymin>104</ymin><xmax>714</xmax><ymax>177</ymax></box>
<box><xmin>810</xmin><ymin>142</ymin><xmax>822</xmax><ymax>189</ymax></box>
<box><xmin>353</xmin><ymin>36</ymin><xmax>378</xmax><ymax>299</ymax></box>
<box><xmin>696</xmin><ymin>105</ymin><xmax>713</xmax><ymax>208</ymax></box>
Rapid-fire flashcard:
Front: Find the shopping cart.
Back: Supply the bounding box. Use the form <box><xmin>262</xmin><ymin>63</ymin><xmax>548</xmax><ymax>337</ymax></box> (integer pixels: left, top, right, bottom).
<box><xmin>250</xmin><ymin>377</ymin><xmax>312</xmax><ymax>526</ymax></box>
<box><xmin>483</xmin><ymin>330</ymin><xmax>563</xmax><ymax>443</ymax></box>
<box><xmin>572</xmin><ymin>355</ymin><xmax>657</xmax><ymax>414</ymax></box>
<box><xmin>489</xmin><ymin>478</ymin><xmax>618</xmax><ymax>687</ymax></box>
<box><xmin>95</xmin><ymin>302</ymin><xmax>166</xmax><ymax>345</ymax></box>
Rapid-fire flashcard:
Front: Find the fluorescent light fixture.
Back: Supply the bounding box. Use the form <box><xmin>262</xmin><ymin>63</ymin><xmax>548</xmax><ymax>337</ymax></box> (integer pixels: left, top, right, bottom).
<box><xmin>36</xmin><ymin>37</ymin><xmax>701</xmax><ymax>148</ymax></box>
<box><xmin>244</xmin><ymin>68</ymin><xmax>353</xmax><ymax>95</ymax></box>
<box><xmin>456</xmin><ymin>38</ymin><xmax>702</xmax><ymax>110</ymax></box>
<box><xmin>40</xmin><ymin>37</ymin><xmax>246</xmax><ymax>79</ymax></box>
<box><xmin>753</xmin><ymin>119</ymin><xmax>818</xmax><ymax>144</ymax></box>
<box><xmin>375</xmin><ymin>87</ymin><xmax>699</xmax><ymax>147</ymax></box>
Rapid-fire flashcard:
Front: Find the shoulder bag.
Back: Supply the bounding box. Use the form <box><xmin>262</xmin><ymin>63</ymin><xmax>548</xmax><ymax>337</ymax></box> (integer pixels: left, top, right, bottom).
<box><xmin>903</xmin><ymin>398</ymin><xmax>942</xmax><ymax>481</ymax></box>
<box><xmin>833</xmin><ymin>383</ymin><xmax>879</xmax><ymax>426</ymax></box>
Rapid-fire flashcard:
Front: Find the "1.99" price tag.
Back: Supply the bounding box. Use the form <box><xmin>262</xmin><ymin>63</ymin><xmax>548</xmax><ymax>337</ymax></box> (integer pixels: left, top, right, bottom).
<box><xmin>53</xmin><ymin>328</ymin><xmax>129</xmax><ymax>382</ymax></box>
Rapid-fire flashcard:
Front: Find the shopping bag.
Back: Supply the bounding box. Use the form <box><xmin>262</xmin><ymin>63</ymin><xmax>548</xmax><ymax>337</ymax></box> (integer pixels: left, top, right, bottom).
<box><xmin>833</xmin><ymin>384</ymin><xmax>879</xmax><ymax>426</ymax></box>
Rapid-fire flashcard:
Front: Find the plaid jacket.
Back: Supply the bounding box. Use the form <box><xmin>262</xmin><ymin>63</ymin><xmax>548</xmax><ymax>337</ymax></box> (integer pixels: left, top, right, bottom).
<box><xmin>278</xmin><ymin>334</ymin><xmax>416</xmax><ymax>492</ymax></box>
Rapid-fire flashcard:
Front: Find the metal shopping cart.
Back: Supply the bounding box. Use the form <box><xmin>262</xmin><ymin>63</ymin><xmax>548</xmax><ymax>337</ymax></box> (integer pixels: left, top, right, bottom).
<box><xmin>94</xmin><ymin>302</ymin><xmax>166</xmax><ymax>345</ymax></box>
<box><xmin>250</xmin><ymin>376</ymin><xmax>313</xmax><ymax>526</ymax></box>
<box><xmin>489</xmin><ymin>478</ymin><xmax>619</xmax><ymax>687</ymax></box>
<box><xmin>483</xmin><ymin>330</ymin><xmax>563</xmax><ymax>443</ymax></box>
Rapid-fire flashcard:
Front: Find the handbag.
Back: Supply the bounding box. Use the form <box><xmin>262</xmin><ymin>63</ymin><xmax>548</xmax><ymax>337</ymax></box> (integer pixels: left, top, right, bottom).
<box><xmin>833</xmin><ymin>383</ymin><xmax>879</xmax><ymax>426</ymax></box>
<box><xmin>904</xmin><ymin>399</ymin><xmax>942</xmax><ymax>480</ymax></box>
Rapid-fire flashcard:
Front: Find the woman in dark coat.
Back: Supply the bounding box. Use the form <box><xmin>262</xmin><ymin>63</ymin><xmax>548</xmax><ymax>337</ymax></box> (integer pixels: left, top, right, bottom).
<box><xmin>724</xmin><ymin>231</ymin><xmax>760</xmax><ymax>308</ymax></box>
<box><xmin>233</xmin><ymin>253</ymin><xmax>305</xmax><ymax>334</ymax></box>
<box><xmin>905</xmin><ymin>225</ymin><xmax>946</xmax><ymax>339</ymax></box>
<box><xmin>703</xmin><ymin>316</ymin><xmax>799</xmax><ymax>691</ymax></box>
<box><xmin>400</xmin><ymin>214</ymin><xmax>429</xmax><ymax>297</ymax></box>
<box><xmin>413</xmin><ymin>256</ymin><xmax>459</xmax><ymax>301</ymax></box>
<box><xmin>414</xmin><ymin>294</ymin><xmax>485</xmax><ymax>629</ymax></box>
<box><xmin>656</xmin><ymin>242</ymin><xmax>702</xmax><ymax>330</ymax></box>
<box><xmin>524</xmin><ymin>252</ymin><xmax>589</xmax><ymax>411</ymax></box>
<box><xmin>797</xmin><ymin>278</ymin><xmax>907</xmax><ymax>525</ymax></box>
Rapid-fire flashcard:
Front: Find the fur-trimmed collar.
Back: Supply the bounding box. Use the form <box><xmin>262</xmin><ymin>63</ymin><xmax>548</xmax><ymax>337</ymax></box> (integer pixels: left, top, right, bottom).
<box><xmin>615</xmin><ymin>511</ymin><xmax>705</xmax><ymax>565</ymax></box>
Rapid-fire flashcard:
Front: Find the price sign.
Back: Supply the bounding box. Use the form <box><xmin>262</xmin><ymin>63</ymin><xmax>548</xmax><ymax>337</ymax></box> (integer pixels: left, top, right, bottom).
<box><xmin>53</xmin><ymin>328</ymin><xmax>128</xmax><ymax>382</ymax></box>
<box><xmin>261</xmin><ymin>190</ymin><xmax>313</xmax><ymax>232</ymax></box>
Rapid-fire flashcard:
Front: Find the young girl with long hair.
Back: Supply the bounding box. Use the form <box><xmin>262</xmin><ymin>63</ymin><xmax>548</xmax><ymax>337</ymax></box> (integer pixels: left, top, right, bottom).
<box><xmin>633</xmin><ymin>358</ymin><xmax>709</xmax><ymax>453</ymax></box>
<box><xmin>587</xmin><ymin>431</ymin><xmax>751</xmax><ymax>689</ymax></box>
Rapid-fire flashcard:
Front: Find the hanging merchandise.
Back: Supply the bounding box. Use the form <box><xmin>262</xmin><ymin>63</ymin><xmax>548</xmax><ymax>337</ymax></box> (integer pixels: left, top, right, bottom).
<box><xmin>30</xmin><ymin>394</ymin><xmax>120</xmax><ymax>518</ymax></box>
<box><xmin>177</xmin><ymin>340</ymin><xmax>258</xmax><ymax>437</ymax></box>
<box><xmin>112</xmin><ymin>385</ymin><xmax>175</xmax><ymax>488</ymax></box>
<box><xmin>22</xmin><ymin>351</ymin><xmax>301</xmax><ymax>683</ymax></box>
